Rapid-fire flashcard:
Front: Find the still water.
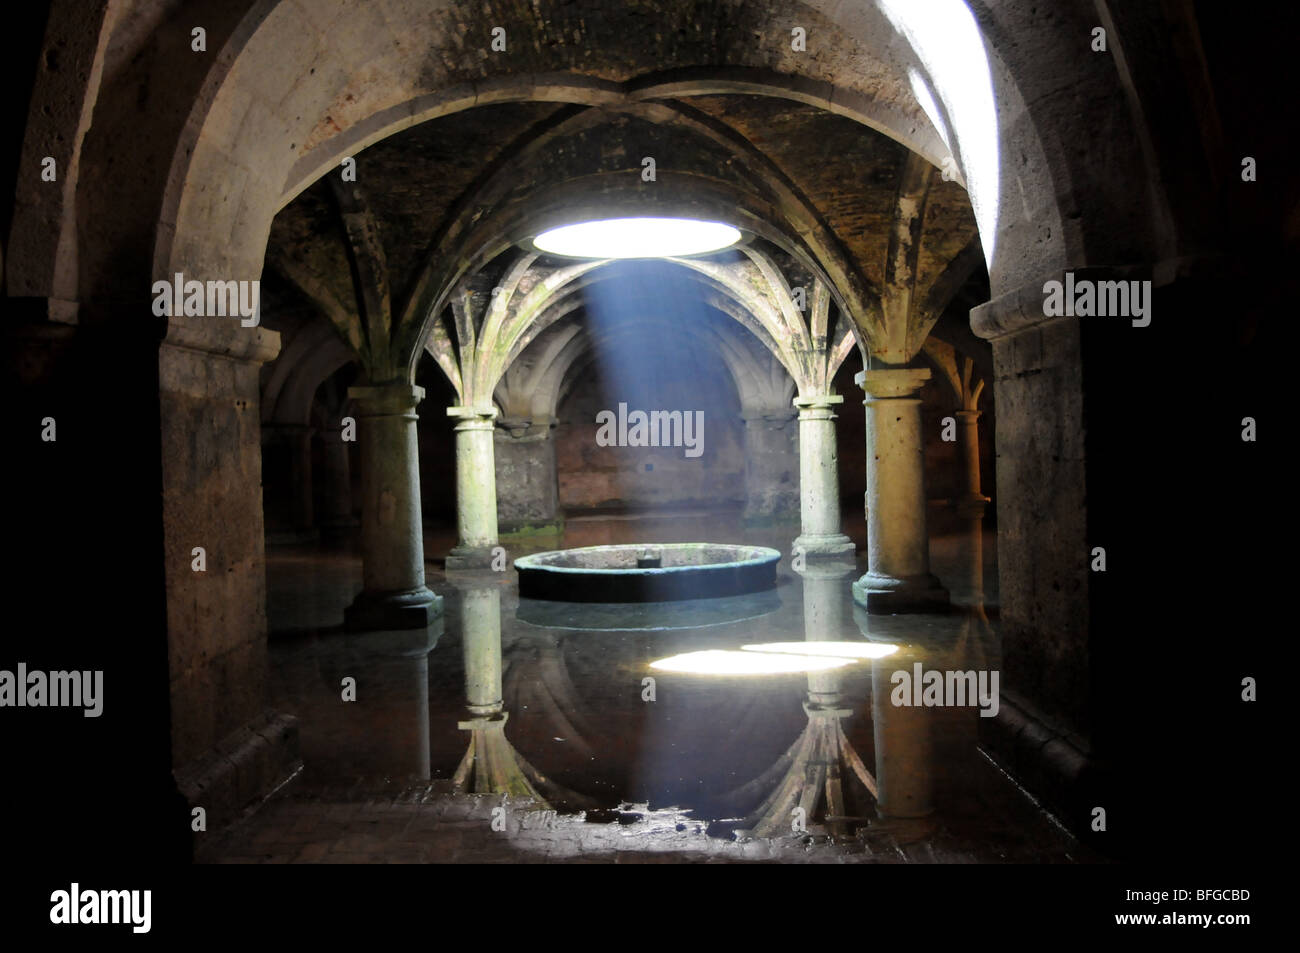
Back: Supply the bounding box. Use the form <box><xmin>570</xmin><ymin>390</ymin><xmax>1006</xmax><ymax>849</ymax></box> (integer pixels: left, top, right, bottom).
<box><xmin>258</xmin><ymin>517</ymin><xmax>1079</xmax><ymax>859</ymax></box>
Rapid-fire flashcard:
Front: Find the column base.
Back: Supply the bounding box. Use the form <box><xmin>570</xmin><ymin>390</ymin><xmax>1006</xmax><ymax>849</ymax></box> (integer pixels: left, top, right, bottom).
<box><xmin>793</xmin><ymin>533</ymin><xmax>856</xmax><ymax>558</ymax></box>
<box><xmin>445</xmin><ymin>545</ymin><xmax>497</xmax><ymax>571</ymax></box>
<box><xmin>345</xmin><ymin>586</ymin><xmax>443</xmax><ymax>631</ymax></box>
<box><xmin>853</xmin><ymin>572</ymin><xmax>949</xmax><ymax>613</ymax></box>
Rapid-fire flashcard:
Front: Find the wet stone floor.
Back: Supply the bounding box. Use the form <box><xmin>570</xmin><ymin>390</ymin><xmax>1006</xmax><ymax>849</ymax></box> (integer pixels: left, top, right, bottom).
<box><xmin>199</xmin><ymin>516</ymin><xmax>1092</xmax><ymax>864</ymax></box>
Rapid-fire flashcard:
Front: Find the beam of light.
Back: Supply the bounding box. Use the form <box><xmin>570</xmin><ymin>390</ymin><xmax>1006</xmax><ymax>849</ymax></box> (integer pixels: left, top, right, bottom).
<box><xmin>649</xmin><ymin>650</ymin><xmax>852</xmax><ymax>675</ymax></box>
<box><xmin>879</xmin><ymin>0</ymin><xmax>1000</xmax><ymax>267</ymax></box>
<box><xmin>740</xmin><ymin>641</ymin><xmax>899</xmax><ymax>659</ymax></box>
<box><xmin>534</xmin><ymin>218</ymin><xmax>741</xmax><ymax>259</ymax></box>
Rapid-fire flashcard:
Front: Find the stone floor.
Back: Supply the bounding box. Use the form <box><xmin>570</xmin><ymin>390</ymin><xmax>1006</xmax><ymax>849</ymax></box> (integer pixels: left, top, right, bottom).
<box><xmin>200</xmin><ymin>513</ymin><xmax>1093</xmax><ymax>864</ymax></box>
<box><xmin>198</xmin><ymin>775</ymin><xmax>1087</xmax><ymax>864</ymax></box>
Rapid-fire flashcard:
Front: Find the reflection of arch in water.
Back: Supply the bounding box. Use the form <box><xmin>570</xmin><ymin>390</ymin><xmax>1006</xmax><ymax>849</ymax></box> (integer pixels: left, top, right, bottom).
<box><xmin>452</xmin><ymin>712</ymin><xmax>593</xmax><ymax>810</ymax></box>
<box><xmin>727</xmin><ymin>694</ymin><xmax>879</xmax><ymax>839</ymax></box>
<box><xmin>502</xmin><ymin>631</ymin><xmax>604</xmax><ymax>764</ymax></box>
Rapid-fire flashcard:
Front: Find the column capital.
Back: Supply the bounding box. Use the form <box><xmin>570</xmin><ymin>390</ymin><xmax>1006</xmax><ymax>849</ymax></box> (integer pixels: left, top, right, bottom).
<box><xmin>495</xmin><ymin>414</ymin><xmax>554</xmax><ymax>439</ymax></box>
<box><xmin>447</xmin><ymin>404</ymin><xmax>497</xmax><ymax>418</ymax></box>
<box><xmin>793</xmin><ymin>393</ymin><xmax>844</xmax><ymax>411</ymax></box>
<box><xmin>855</xmin><ymin>367</ymin><xmax>930</xmax><ymax>399</ymax></box>
<box><xmin>347</xmin><ymin>382</ymin><xmax>425</xmax><ymax>416</ymax></box>
<box><xmin>970</xmin><ymin>262</ymin><xmax>1185</xmax><ymax>341</ymax></box>
<box><xmin>164</xmin><ymin>313</ymin><xmax>280</xmax><ymax>365</ymax></box>
<box><xmin>447</xmin><ymin>405</ymin><xmax>498</xmax><ymax>431</ymax></box>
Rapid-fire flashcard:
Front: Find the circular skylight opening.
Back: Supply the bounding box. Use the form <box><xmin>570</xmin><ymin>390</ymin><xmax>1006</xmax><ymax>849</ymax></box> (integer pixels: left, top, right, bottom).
<box><xmin>533</xmin><ymin>217</ymin><xmax>741</xmax><ymax>259</ymax></box>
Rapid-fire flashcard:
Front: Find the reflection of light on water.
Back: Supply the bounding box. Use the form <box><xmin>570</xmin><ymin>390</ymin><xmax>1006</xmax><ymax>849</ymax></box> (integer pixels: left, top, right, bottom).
<box><xmin>741</xmin><ymin>641</ymin><xmax>899</xmax><ymax>659</ymax></box>
<box><xmin>650</xmin><ymin>650</ymin><xmax>851</xmax><ymax>675</ymax></box>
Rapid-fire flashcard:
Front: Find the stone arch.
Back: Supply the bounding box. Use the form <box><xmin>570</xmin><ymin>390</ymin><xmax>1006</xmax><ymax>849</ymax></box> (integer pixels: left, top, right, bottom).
<box><xmin>458</xmin><ymin>256</ymin><xmax>853</xmax><ymax>409</ymax></box>
<box><xmin>135</xmin><ymin>0</ymin><xmax>1113</xmax><ymax>328</ymax></box>
<box><xmin>261</xmin><ymin>320</ymin><xmax>354</xmax><ymax>426</ymax></box>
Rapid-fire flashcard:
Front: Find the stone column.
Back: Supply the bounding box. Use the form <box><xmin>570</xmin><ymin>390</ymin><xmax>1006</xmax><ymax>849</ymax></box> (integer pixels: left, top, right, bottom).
<box><xmin>493</xmin><ymin>416</ymin><xmax>562</xmax><ymax>536</ymax></box>
<box><xmin>740</xmin><ymin>408</ymin><xmax>800</xmax><ymax>526</ymax></box>
<box><xmin>954</xmin><ymin>409</ymin><xmax>990</xmax><ymax>609</ymax></box>
<box><xmin>315</xmin><ymin>425</ymin><xmax>357</xmax><ymax>539</ymax></box>
<box><xmin>157</xmin><ymin>313</ymin><xmax>301</xmax><ymax>839</ymax></box>
<box><xmin>344</xmin><ymin>382</ymin><xmax>441</xmax><ymax>630</ymax></box>
<box><xmin>853</xmin><ymin>368</ymin><xmax>948</xmax><ymax>612</ymax></box>
<box><xmin>446</xmin><ymin>405</ymin><xmax>500</xmax><ymax>570</ymax></box>
<box><xmin>792</xmin><ymin>395</ymin><xmax>855</xmax><ymax>558</ymax></box>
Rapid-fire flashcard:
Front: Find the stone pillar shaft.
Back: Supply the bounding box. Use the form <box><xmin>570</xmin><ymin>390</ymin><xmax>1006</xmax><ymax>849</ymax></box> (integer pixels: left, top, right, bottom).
<box><xmin>447</xmin><ymin>406</ymin><xmax>499</xmax><ymax>569</ymax></box>
<box><xmin>954</xmin><ymin>409</ymin><xmax>989</xmax><ymax>608</ymax></box>
<box><xmin>853</xmin><ymin>368</ymin><xmax>948</xmax><ymax>612</ymax></box>
<box><xmin>344</xmin><ymin>382</ymin><xmax>440</xmax><ymax>630</ymax></box>
<box><xmin>792</xmin><ymin>395</ymin><xmax>855</xmax><ymax>558</ymax></box>
<box><xmin>957</xmin><ymin>410</ymin><xmax>982</xmax><ymax>496</ymax></box>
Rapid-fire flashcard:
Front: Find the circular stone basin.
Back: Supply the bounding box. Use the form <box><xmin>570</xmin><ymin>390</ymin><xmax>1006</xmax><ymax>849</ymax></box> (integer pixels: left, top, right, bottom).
<box><xmin>514</xmin><ymin>543</ymin><xmax>781</xmax><ymax>603</ymax></box>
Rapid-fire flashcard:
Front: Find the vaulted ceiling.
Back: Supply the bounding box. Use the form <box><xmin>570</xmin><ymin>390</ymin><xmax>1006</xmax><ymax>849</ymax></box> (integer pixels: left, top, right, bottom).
<box><xmin>264</xmin><ymin>92</ymin><xmax>983</xmax><ymax>388</ymax></box>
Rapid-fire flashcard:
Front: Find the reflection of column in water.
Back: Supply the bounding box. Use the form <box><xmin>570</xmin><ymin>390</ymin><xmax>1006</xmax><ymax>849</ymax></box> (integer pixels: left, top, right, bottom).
<box><xmin>366</xmin><ymin>624</ymin><xmax>440</xmax><ymax>780</ymax></box>
<box><xmin>412</xmin><ymin>652</ymin><xmax>430</xmax><ymax>779</ymax></box>
<box><xmin>728</xmin><ymin>560</ymin><xmax>875</xmax><ymax>837</ymax></box>
<box><xmin>801</xmin><ymin>560</ymin><xmax>854</xmax><ymax>702</ymax></box>
<box><xmin>461</xmin><ymin>586</ymin><xmax>503</xmax><ymax>716</ymax></box>
<box><xmin>870</xmin><ymin>643</ymin><xmax>934</xmax><ymax>818</ymax></box>
<box><xmin>452</xmin><ymin>581</ymin><xmax>595</xmax><ymax>808</ymax></box>
<box><xmin>454</xmin><ymin>582</ymin><xmax>536</xmax><ymax>797</ymax></box>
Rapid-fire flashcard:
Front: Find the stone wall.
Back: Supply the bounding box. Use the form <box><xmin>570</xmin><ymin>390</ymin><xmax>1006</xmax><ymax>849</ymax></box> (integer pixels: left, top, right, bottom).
<box><xmin>495</xmin><ymin>425</ymin><xmax>561</xmax><ymax>534</ymax></box>
<box><xmin>553</xmin><ymin>348</ymin><xmax>746</xmax><ymax>513</ymax></box>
